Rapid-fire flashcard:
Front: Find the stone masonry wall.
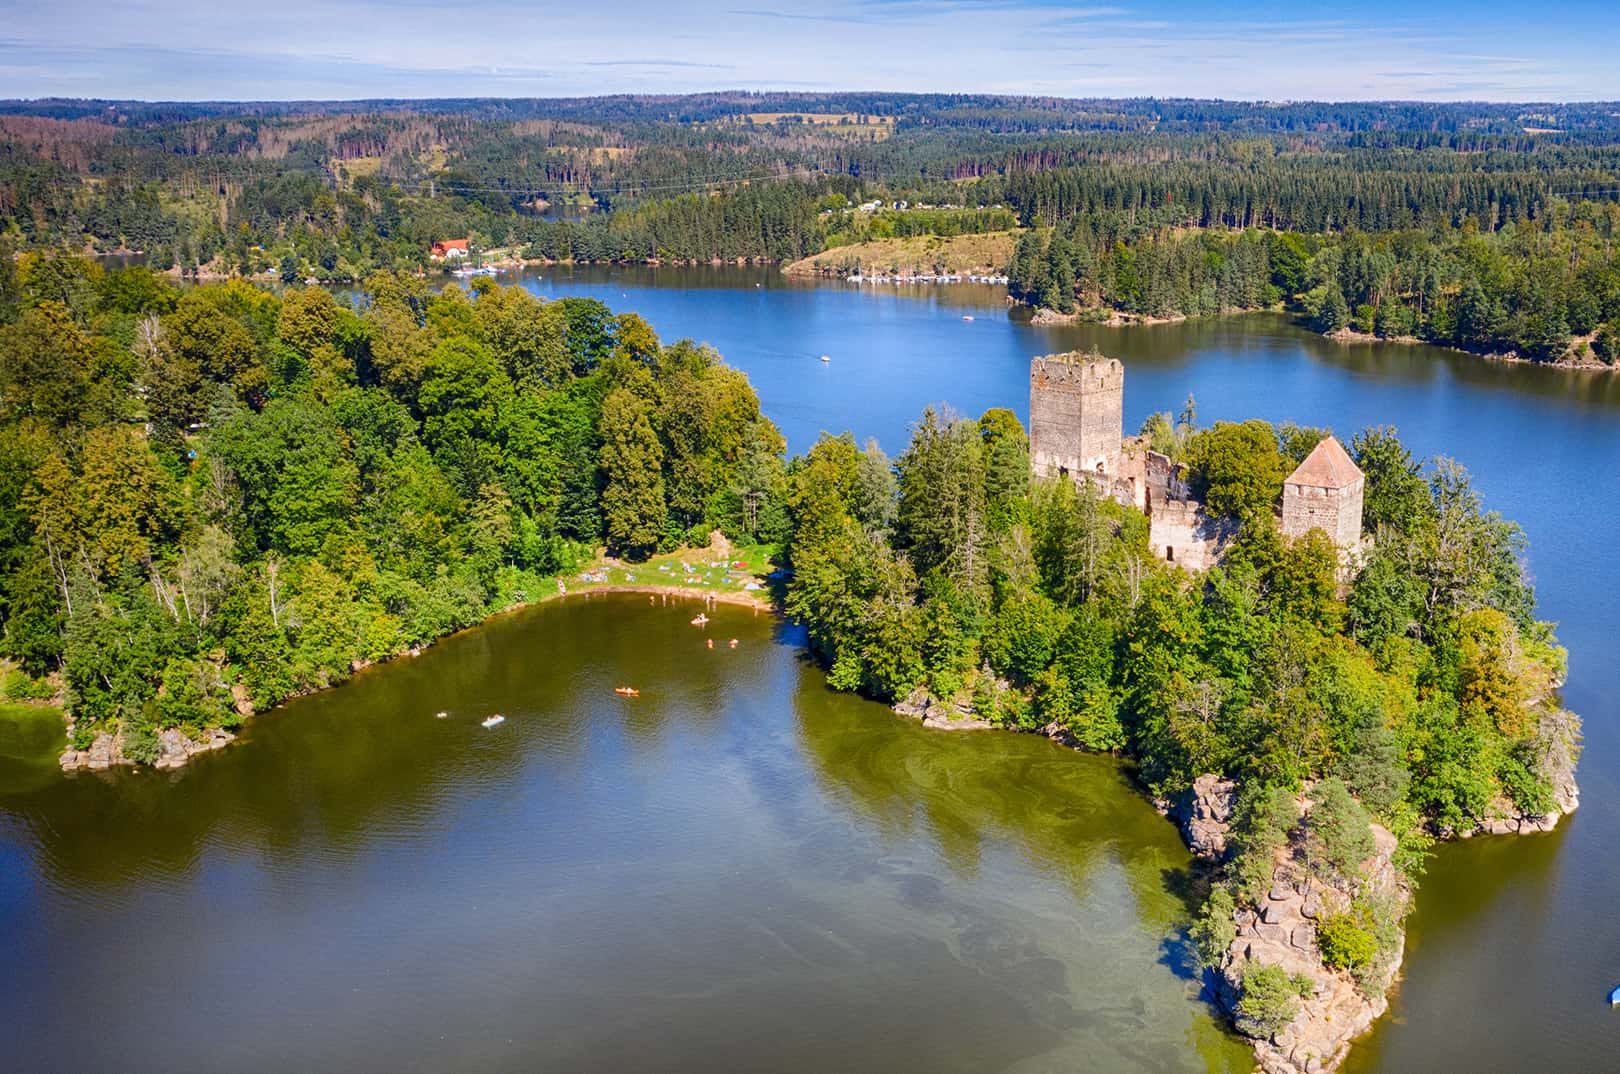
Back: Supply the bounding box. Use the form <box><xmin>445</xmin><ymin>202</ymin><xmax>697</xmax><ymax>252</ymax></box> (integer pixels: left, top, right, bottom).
<box><xmin>1281</xmin><ymin>477</ymin><xmax>1364</xmax><ymax>549</ymax></box>
<box><xmin>1149</xmin><ymin>498</ymin><xmax>1234</xmax><ymax>572</ymax></box>
<box><xmin>1030</xmin><ymin>355</ymin><xmax>1123</xmax><ymax>479</ymax></box>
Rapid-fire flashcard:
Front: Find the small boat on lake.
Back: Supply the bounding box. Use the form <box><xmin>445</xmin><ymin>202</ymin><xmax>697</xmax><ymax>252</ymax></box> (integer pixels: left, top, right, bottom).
<box><xmin>819</xmin><ymin>354</ymin><xmax>830</xmax><ymax>363</ymax></box>
<box><xmin>691</xmin><ymin>614</ymin><xmax>709</xmax><ymax>626</ymax></box>
<box><xmin>614</xmin><ymin>687</ymin><xmax>640</xmax><ymax>696</ymax></box>
<box><xmin>481</xmin><ymin>714</ymin><xmax>506</xmax><ymax>728</ymax></box>
<box><xmin>434</xmin><ymin>711</ymin><xmax>448</xmax><ymax>719</ymax></box>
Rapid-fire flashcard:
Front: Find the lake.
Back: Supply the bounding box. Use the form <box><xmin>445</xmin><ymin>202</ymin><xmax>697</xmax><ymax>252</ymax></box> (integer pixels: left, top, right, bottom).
<box><xmin>3</xmin><ymin>265</ymin><xmax>1617</xmax><ymax>1072</ymax></box>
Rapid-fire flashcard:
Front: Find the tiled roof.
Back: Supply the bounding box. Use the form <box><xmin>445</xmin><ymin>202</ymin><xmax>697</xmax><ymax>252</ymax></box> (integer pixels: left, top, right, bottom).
<box><xmin>1286</xmin><ymin>435</ymin><xmax>1362</xmax><ymax>489</ymax></box>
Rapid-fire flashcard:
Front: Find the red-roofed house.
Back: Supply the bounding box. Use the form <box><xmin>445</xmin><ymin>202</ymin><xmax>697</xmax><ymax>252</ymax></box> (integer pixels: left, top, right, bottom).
<box><xmin>431</xmin><ymin>239</ymin><xmax>469</xmax><ymax>260</ymax></box>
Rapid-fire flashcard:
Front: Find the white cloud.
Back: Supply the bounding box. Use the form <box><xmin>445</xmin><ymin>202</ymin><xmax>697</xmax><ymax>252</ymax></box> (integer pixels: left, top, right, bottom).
<box><xmin>0</xmin><ymin>0</ymin><xmax>1612</xmax><ymax>100</ymax></box>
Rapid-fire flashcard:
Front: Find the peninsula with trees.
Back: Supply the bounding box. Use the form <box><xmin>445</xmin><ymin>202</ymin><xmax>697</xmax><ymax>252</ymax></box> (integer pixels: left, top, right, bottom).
<box><xmin>781</xmin><ymin>351</ymin><xmax>1579</xmax><ymax>1073</ymax></box>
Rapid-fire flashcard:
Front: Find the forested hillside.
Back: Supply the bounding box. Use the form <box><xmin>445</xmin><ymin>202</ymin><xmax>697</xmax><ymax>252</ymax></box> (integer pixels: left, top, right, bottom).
<box><xmin>3</xmin><ymin>92</ymin><xmax>1619</xmax><ymax>361</ymax></box>
<box><xmin>0</xmin><ymin>254</ymin><xmax>788</xmax><ymax>759</ymax></box>
<box><xmin>782</xmin><ymin>403</ymin><xmax>1578</xmax><ymax>1029</ymax></box>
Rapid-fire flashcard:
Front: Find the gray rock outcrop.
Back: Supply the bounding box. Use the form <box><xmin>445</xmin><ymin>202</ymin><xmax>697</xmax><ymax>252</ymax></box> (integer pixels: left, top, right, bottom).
<box><xmin>893</xmin><ymin>688</ymin><xmax>993</xmax><ymax>731</ymax></box>
<box><xmin>1213</xmin><ymin>815</ymin><xmax>1405</xmax><ymax>1074</ymax></box>
<box><xmin>60</xmin><ymin>726</ymin><xmax>235</xmax><ymax>773</ymax></box>
<box><xmin>1163</xmin><ymin>773</ymin><xmax>1237</xmax><ymax>860</ymax></box>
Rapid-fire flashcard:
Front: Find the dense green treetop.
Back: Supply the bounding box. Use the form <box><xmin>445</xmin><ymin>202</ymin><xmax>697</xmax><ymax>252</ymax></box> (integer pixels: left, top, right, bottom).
<box><xmin>0</xmin><ymin>256</ymin><xmax>789</xmax><ymax>759</ymax></box>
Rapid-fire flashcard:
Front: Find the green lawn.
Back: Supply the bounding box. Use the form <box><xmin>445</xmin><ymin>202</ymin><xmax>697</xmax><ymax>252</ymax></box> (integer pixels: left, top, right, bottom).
<box><xmin>554</xmin><ymin>542</ymin><xmax>778</xmax><ymax>601</ymax></box>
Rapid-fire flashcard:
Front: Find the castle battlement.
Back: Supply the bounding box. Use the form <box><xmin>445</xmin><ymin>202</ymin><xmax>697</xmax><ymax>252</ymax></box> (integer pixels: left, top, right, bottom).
<box><xmin>1027</xmin><ymin>352</ymin><xmax>1364</xmax><ymax>577</ymax></box>
<box><xmin>1029</xmin><ymin>351</ymin><xmax>1124</xmax><ymax>391</ymax></box>
<box><xmin>1029</xmin><ymin>350</ymin><xmax>1124</xmax><ymax>479</ymax></box>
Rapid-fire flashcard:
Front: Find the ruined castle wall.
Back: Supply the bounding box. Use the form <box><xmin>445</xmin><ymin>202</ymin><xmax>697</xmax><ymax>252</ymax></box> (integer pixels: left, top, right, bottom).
<box><xmin>1144</xmin><ymin>450</ymin><xmax>1190</xmax><ymax>506</ymax></box>
<box><xmin>1029</xmin><ymin>356</ymin><xmax>1123</xmax><ymax>479</ymax></box>
<box><xmin>1149</xmin><ymin>499</ymin><xmax>1233</xmax><ymax>573</ymax></box>
<box><xmin>1281</xmin><ymin>477</ymin><xmax>1364</xmax><ymax>549</ymax></box>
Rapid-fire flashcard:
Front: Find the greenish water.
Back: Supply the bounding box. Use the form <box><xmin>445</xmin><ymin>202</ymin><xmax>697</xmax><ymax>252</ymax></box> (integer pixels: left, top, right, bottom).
<box><xmin>0</xmin><ymin>596</ymin><xmax>1248</xmax><ymax>1072</ymax></box>
<box><xmin>4</xmin><ymin>270</ymin><xmax>1619</xmax><ymax>1071</ymax></box>
<box><xmin>0</xmin><ymin>704</ymin><xmax>63</xmax><ymax>795</ymax></box>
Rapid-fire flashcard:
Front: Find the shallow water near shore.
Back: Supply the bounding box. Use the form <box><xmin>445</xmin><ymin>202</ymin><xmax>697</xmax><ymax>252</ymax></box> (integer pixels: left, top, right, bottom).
<box><xmin>0</xmin><ymin>595</ymin><xmax>1249</xmax><ymax>1072</ymax></box>
<box><xmin>4</xmin><ymin>266</ymin><xmax>1619</xmax><ymax>1072</ymax></box>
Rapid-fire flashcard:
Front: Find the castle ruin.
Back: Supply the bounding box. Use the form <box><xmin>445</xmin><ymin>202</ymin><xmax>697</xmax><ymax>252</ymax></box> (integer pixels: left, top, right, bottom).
<box><xmin>1281</xmin><ymin>436</ymin><xmax>1365</xmax><ymax>550</ymax></box>
<box><xmin>1029</xmin><ymin>353</ymin><xmax>1124</xmax><ymax>479</ymax></box>
<box><xmin>1028</xmin><ymin>350</ymin><xmax>1364</xmax><ymax>573</ymax></box>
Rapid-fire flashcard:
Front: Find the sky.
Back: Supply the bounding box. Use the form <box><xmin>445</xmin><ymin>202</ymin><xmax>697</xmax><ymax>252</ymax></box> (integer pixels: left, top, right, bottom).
<box><xmin>0</xmin><ymin>0</ymin><xmax>1616</xmax><ymax>103</ymax></box>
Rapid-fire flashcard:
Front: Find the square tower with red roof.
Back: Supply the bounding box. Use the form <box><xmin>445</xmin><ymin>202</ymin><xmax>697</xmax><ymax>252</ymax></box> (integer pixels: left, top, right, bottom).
<box><xmin>1281</xmin><ymin>435</ymin><xmax>1364</xmax><ymax>549</ymax></box>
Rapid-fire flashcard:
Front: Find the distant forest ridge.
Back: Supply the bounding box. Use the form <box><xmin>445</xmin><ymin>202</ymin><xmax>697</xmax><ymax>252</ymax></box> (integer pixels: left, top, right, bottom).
<box><xmin>5</xmin><ymin>93</ymin><xmax>1620</xmax><ymax>133</ymax></box>
<box><xmin>3</xmin><ymin>92</ymin><xmax>1618</xmax><ymax>364</ymax></box>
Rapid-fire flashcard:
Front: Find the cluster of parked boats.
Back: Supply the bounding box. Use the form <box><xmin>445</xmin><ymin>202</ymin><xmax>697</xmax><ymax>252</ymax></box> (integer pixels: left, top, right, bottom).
<box><xmin>844</xmin><ymin>272</ymin><xmax>1009</xmax><ymax>284</ymax></box>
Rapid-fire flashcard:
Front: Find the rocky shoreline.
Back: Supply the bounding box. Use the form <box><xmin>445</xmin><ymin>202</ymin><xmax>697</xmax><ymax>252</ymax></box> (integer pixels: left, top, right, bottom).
<box><xmin>1161</xmin><ymin>762</ymin><xmax>1576</xmax><ymax>1074</ymax></box>
<box><xmin>1026</xmin><ymin>306</ymin><xmax>1195</xmax><ymax>327</ymax></box>
<box><xmin>1013</xmin><ymin>303</ymin><xmax>1614</xmax><ymax>372</ymax></box>
<box><xmin>55</xmin><ymin>582</ymin><xmax>770</xmax><ymax>776</ymax></box>
<box><xmin>60</xmin><ymin>725</ymin><xmax>236</xmax><ymax>773</ymax></box>
<box><xmin>897</xmin><ymin>693</ymin><xmax>1581</xmax><ymax>1074</ymax></box>
<box><xmin>892</xmin><ymin>687</ymin><xmax>995</xmax><ymax>730</ymax></box>
<box><xmin>1321</xmin><ymin>326</ymin><xmax>1613</xmax><ymax>372</ymax></box>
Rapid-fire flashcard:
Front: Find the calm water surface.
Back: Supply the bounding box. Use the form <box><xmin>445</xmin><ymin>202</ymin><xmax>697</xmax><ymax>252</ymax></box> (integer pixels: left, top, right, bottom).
<box><xmin>3</xmin><ymin>265</ymin><xmax>1618</xmax><ymax>1072</ymax></box>
<box><xmin>1</xmin><ymin>598</ymin><xmax>1244</xmax><ymax>1073</ymax></box>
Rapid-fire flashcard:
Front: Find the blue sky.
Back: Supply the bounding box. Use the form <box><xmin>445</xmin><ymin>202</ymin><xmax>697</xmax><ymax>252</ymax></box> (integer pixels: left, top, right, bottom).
<box><xmin>1</xmin><ymin>0</ymin><xmax>1615</xmax><ymax>102</ymax></box>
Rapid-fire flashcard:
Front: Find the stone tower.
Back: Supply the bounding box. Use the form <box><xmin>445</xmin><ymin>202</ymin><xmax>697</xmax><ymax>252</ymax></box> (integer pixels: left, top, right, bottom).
<box><xmin>1029</xmin><ymin>352</ymin><xmax>1124</xmax><ymax>479</ymax></box>
<box><xmin>1281</xmin><ymin>435</ymin><xmax>1364</xmax><ymax>548</ymax></box>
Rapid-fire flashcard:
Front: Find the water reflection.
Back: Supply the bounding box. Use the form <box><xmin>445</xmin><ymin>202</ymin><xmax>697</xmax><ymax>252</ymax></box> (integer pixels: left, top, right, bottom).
<box><xmin>788</xmin><ymin>636</ymin><xmax>1199</xmax><ymax>940</ymax></box>
<box><xmin>2</xmin><ymin>596</ymin><xmax>1251</xmax><ymax>1073</ymax></box>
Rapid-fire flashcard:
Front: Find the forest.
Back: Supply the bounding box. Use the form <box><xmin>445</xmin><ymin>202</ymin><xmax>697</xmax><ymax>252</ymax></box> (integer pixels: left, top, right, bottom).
<box><xmin>4</xmin><ymin>94</ymin><xmax>1619</xmax><ymax>364</ymax></box>
<box><xmin>780</xmin><ymin>398</ymin><xmax>1577</xmax><ymax>1014</ymax></box>
<box><xmin>4</xmin><ymin>97</ymin><xmax>1619</xmax><ymax>338</ymax></box>
<box><xmin>0</xmin><ymin>253</ymin><xmax>789</xmax><ymax>759</ymax></box>
<box><xmin>1005</xmin><ymin>208</ymin><xmax>1620</xmax><ymax>362</ymax></box>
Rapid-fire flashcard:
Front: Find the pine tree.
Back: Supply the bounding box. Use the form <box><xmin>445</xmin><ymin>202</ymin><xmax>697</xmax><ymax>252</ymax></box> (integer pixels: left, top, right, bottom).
<box><xmin>1315</xmin><ymin>287</ymin><xmax>1350</xmax><ymax>333</ymax></box>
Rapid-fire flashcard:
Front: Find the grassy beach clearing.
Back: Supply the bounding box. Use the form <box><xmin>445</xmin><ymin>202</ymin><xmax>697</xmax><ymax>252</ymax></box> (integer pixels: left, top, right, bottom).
<box><xmin>784</xmin><ymin>231</ymin><xmax>1018</xmax><ymax>279</ymax></box>
<box><xmin>546</xmin><ymin>541</ymin><xmax>778</xmax><ymax>610</ymax></box>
